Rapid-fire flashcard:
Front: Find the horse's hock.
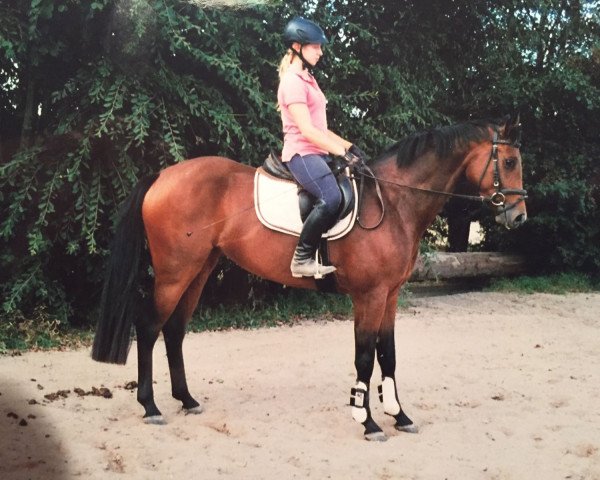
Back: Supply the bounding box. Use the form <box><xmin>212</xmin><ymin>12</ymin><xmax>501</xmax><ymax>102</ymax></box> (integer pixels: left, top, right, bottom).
<box><xmin>410</xmin><ymin>252</ymin><xmax>527</xmax><ymax>282</ymax></box>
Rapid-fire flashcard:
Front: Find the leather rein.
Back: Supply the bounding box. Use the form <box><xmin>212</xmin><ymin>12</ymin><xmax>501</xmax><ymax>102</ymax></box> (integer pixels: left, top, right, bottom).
<box><xmin>352</xmin><ymin>133</ymin><xmax>529</xmax><ymax>229</ymax></box>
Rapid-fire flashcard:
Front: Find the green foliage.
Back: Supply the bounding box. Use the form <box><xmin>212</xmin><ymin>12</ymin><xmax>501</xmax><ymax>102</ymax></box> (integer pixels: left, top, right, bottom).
<box><xmin>1</xmin><ymin>0</ymin><xmax>599</xmax><ymax>327</ymax></box>
<box><xmin>450</xmin><ymin>1</ymin><xmax>600</xmax><ymax>273</ymax></box>
<box><xmin>188</xmin><ymin>290</ymin><xmax>353</xmax><ymax>332</ymax></box>
<box><xmin>486</xmin><ymin>273</ymin><xmax>600</xmax><ymax>294</ymax></box>
<box><xmin>0</xmin><ymin>307</ymin><xmax>92</xmax><ymax>353</ymax></box>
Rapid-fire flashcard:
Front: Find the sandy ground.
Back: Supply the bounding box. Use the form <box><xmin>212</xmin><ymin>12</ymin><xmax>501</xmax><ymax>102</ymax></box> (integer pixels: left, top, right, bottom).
<box><xmin>1</xmin><ymin>291</ymin><xmax>599</xmax><ymax>480</ymax></box>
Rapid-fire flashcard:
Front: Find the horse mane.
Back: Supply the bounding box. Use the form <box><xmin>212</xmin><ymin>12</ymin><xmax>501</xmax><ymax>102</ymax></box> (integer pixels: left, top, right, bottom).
<box><xmin>375</xmin><ymin>119</ymin><xmax>500</xmax><ymax>167</ymax></box>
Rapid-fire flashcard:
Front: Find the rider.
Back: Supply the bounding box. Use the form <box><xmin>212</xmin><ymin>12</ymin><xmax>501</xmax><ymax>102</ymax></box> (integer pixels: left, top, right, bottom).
<box><xmin>278</xmin><ymin>16</ymin><xmax>366</xmax><ymax>278</ymax></box>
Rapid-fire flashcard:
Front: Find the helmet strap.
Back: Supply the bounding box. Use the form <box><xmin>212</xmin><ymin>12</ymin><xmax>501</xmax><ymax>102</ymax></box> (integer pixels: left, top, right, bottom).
<box><xmin>291</xmin><ymin>46</ymin><xmax>315</xmax><ymax>72</ymax></box>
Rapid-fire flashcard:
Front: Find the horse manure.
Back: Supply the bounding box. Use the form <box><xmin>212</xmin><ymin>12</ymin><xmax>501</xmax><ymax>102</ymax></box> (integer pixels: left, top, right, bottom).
<box><xmin>19</xmin><ymin>419</ymin><xmax>28</xmax><ymax>427</ymax></box>
<box><xmin>72</xmin><ymin>386</ymin><xmax>114</xmax><ymax>398</ymax></box>
<box><xmin>91</xmin><ymin>386</ymin><xmax>113</xmax><ymax>398</ymax></box>
<box><xmin>44</xmin><ymin>390</ymin><xmax>70</xmax><ymax>401</ymax></box>
<box><xmin>7</xmin><ymin>412</ymin><xmax>19</xmax><ymax>419</ymax></box>
<box><xmin>124</xmin><ymin>381</ymin><xmax>138</xmax><ymax>390</ymax></box>
<box><xmin>28</xmin><ymin>399</ymin><xmax>38</xmax><ymax>405</ymax></box>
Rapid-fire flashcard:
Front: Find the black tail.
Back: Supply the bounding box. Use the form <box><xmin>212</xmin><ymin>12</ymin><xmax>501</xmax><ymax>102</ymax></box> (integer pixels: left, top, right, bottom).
<box><xmin>92</xmin><ymin>174</ymin><xmax>159</xmax><ymax>364</ymax></box>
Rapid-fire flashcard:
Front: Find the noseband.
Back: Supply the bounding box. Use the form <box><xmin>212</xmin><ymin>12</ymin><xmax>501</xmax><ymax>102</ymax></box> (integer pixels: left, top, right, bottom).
<box><xmin>477</xmin><ymin>132</ymin><xmax>528</xmax><ymax>213</ymax></box>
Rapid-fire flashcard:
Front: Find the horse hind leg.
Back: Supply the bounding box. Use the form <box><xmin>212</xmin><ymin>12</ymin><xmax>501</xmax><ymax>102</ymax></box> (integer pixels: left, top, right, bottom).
<box><xmin>136</xmin><ymin>285</ymin><xmax>186</xmax><ymax>424</ymax></box>
<box><xmin>162</xmin><ymin>250</ymin><xmax>220</xmax><ymax>415</ymax></box>
<box><xmin>162</xmin><ymin>304</ymin><xmax>201</xmax><ymax>414</ymax></box>
<box><xmin>136</xmin><ymin>251</ymin><xmax>219</xmax><ymax>424</ymax></box>
<box><xmin>136</xmin><ymin>315</ymin><xmax>164</xmax><ymax>424</ymax></box>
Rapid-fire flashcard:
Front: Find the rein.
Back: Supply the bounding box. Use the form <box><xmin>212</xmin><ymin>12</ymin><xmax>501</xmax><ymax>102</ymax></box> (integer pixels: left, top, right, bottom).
<box><xmin>352</xmin><ymin>133</ymin><xmax>528</xmax><ymax>229</ymax></box>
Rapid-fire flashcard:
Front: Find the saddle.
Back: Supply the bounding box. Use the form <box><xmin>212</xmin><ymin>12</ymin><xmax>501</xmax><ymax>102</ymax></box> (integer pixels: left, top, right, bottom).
<box><xmin>254</xmin><ymin>152</ymin><xmax>358</xmax><ymax>240</ymax></box>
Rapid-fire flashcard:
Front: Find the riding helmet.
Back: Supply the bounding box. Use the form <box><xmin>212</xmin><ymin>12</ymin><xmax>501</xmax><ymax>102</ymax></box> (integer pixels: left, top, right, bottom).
<box><xmin>283</xmin><ymin>17</ymin><xmax>328</xmax><ymax>46</ymax></box>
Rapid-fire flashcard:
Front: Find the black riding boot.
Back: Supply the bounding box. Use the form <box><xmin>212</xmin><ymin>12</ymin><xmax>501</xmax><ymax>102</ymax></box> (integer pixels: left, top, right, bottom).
<box><xmin>291</xmin><ymin>199</ymin><xmax>337</xmax><ymax>278</ymax></box>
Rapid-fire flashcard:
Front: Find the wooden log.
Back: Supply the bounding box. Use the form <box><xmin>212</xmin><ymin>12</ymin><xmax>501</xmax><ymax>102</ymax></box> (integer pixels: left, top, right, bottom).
<box><xmin>410</xmin><ymin>252</ymin><xmax>527</xmax><ymax>281</ymax></box>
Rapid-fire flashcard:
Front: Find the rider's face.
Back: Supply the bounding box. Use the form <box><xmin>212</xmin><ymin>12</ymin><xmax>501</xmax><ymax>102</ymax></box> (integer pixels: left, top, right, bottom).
<box><xmin>295</xmin><ymin>43</ymin><xmax>323</xmax><ymax>66</ymax></box>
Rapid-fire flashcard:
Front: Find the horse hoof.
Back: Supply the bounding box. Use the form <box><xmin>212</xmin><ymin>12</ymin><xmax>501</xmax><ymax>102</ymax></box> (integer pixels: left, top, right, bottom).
<box><xmin>365</xmin><ymin>431</ymin><xmax>388</xmax><ymax>442</ymax></box>
<box><xmin>143</xmin><ymin>415</ymin><xmax>166</xmax><ymax>425</ymax></box>
<box><xmin>184</xmin><ymin>406</ymin><xmax>204</xmax><ymax>415</ymax></box>
<box><xmin>395</xmin><ymin>423</ymin><xmax>418</xmax><ymax>434</ymax></box>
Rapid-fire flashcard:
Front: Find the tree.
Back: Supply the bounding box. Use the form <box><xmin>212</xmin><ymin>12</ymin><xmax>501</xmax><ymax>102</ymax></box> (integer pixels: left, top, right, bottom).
<box><xmin>1</xmin><ymin>0</ymin><xmax>598</xmax><ymax>325</ymax></box>
<box><xmin>0</xmin><ymin>0</ymin><xmax>285</xmax><ymax>321</ymax></box>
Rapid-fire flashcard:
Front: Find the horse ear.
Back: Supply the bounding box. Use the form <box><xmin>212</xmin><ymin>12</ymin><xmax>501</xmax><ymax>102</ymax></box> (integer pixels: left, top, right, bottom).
<box><xmin>499</xmin><ymin>113</ymin><xmax>522</xmax><ymax>146</ymax></box>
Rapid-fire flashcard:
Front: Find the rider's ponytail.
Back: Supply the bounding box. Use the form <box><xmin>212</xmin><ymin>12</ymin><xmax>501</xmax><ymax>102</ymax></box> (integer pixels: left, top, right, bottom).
<box><xmin>278</xmin><ymin>49</ymin><xmax>295</xmax><ymax>80</ymax></box>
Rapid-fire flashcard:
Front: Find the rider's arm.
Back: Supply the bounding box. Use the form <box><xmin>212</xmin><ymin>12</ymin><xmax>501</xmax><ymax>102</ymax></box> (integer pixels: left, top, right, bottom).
<box><xmin>288</xmin><ymin>103</ymin><xmax>348</xmax><ymax>156</ymax></box>
<box><xmin>326</xmin><ymin>130</ymin><xmax>352</xmax><ymax>151</ymax></box>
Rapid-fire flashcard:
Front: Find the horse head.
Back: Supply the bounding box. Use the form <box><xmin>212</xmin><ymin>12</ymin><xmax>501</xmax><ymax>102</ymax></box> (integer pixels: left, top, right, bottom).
<box><xmin>464</xmin><ymin>114</ymin><xmax>528</xmax><ymax>229</ymax></box>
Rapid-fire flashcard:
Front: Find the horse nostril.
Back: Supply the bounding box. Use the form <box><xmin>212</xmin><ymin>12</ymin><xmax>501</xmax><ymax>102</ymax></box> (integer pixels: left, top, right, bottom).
<box><xmin>513</xmin><ymin>213</ymin><xmax>527</xmax><ymax>227</ymax></box>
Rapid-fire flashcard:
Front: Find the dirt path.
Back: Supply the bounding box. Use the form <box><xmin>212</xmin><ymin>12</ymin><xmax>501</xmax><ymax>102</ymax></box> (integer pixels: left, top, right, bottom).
<box><xmin>1</xmin><ymin>292</ymin><xmax>599</xmax><ymax>480</ymax></box>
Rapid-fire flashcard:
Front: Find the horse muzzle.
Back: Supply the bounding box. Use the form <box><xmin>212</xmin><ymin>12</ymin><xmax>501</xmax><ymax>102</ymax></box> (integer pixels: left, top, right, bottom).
<box><xmin>486</xmin><ymin>188</ymin><xmax>528</xmax><ymax>230</ymax></box>
<box><xmin>494</xmin><ymin>199</ymin><xmax>527</xmax><ymax>229</ymax></box>
<box><xmin>496</xmin><ymin>209</ymin><xmax>527</xmax><ymax>229</ymax></box>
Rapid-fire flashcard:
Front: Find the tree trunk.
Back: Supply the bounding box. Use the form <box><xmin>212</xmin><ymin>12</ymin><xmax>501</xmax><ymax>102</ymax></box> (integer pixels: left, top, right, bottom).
<box><xmin>20</xmin><ymin>68</ymin><xmax>36</xmax><ymax>149</ymax></box>
<box><xmin>410</xmin><ymin>252</ymin><xmax>528</xmax><ymax>281</ymax></box>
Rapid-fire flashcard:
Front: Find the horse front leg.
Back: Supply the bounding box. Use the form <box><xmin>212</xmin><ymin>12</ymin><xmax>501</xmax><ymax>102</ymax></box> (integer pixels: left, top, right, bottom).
<box><xmin>376</xmin><ymin>287</ymin><xmax>418</xmax><ymax>433</ymax></box>
<box><xmin>350</xmin><ymin>290</ymin><xmax>387</xmax><ymax>441</ymax></box>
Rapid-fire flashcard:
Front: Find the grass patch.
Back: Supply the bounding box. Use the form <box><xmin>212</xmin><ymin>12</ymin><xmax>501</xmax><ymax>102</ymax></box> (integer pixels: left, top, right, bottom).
<box><xmin>189</xmin><ymin>287</ymin><xmax>413</xmax><ymax>333</ymax></box>
<box><xmin>188</xmin><ymin>290</ymin><xmax>354</xmax><ymax>332</ymax></box>
<box><xmin>486</xmin><ymin>272</ymin><xmax>599</xmax><ymax>294</ymax></box>
<box><xmin>0</xmin><ymin>308</ymin><xmax>93</xmax><ymax>355</ymax></box>
<box><xmin>1</xmin><ymin>288</ymin><xmax>413</xmax><ymax>354</ymax></box>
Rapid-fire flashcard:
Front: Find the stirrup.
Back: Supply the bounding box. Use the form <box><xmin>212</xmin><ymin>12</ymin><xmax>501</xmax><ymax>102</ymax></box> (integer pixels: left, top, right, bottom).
<box><xmin>290</xmin><ymin>251</ymin><xmax>336</xmax><ymax>279</ymax></box>
<box><xmin>313</xmin><ymin>262</ymin><xmax>336</xmax><ymax>279</ymax></box>
<box><xmin>290</xmin><ymin>260</ymin><xmax>336</xmax><ymax>279</ymax></box>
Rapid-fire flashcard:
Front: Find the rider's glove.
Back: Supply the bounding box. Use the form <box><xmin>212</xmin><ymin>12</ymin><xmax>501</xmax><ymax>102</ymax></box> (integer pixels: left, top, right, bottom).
<box><xmin>343</xmin><ymin>150</ymin><xmax>362</xmax><ymax>166</ymax></box>
<box><xmin>349</xmin><ymin>144</ymin><xmax>368</xmax><ymax>163</ymax></box>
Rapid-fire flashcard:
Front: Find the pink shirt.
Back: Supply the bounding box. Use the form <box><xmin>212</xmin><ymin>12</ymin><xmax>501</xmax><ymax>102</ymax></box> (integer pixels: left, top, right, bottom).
<box><xmin>277</xmin><ymin>69</ymin><xmax>328</xmax><ymax>162</ymax></box>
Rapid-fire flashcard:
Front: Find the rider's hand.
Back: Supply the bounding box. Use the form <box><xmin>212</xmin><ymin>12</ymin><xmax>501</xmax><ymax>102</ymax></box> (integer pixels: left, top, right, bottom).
<box><xmin>343</xmin><ymin>150</ymin><xmax>362</xmax><ymax>166</ymax></box>
<box><xmin>349</xmin><ymin>144</ymin><xmax>368</xmax><ymax>163</ymax></box>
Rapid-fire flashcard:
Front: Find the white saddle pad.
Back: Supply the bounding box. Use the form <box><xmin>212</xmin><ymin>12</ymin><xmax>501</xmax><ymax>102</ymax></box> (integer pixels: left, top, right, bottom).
<box><xmin>254</xmin><ymin>167</ymin><xmax>357</xmax><ymax>240</ymax></box>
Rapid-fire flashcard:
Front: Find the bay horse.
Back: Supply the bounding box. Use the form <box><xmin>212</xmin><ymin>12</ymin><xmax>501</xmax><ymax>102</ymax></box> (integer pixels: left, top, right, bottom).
<box><xmin>92</xmin><ymin>115</ymin><xmax>527</xmax><ymax>441</ymax></box>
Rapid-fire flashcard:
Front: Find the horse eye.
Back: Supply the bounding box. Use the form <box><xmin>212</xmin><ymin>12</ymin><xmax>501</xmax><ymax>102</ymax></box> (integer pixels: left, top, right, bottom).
<box><xmin>505</xmin><ymin>157</ymin><xmax>517</xmax><ymax>170</ymax></box>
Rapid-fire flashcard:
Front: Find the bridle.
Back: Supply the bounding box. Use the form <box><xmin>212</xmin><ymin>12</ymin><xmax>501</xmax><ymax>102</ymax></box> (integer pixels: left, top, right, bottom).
<box><xmin>476</xmin><ymin>131</ymin><xmax>528</xmax><ymax>214</ymax></box>
<box><xmin>353</xmin><ymin>131</ymin><xmax>528</xmax><ymax>228</ymax></box>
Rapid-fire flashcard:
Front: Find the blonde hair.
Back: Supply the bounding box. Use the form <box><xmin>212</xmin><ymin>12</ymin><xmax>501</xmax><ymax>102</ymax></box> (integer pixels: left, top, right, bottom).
<box><xmin>278</xmin><ymin>49</ymin><xmax>295</xmax><ymax>80</ymax></box>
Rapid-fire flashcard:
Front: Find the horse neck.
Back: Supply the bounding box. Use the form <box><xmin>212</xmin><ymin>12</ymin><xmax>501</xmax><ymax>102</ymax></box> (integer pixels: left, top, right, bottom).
<box><xmin>375</xmin><ymin>150</ymin><xmax>467</xmax><ymax>235</ymax></box>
